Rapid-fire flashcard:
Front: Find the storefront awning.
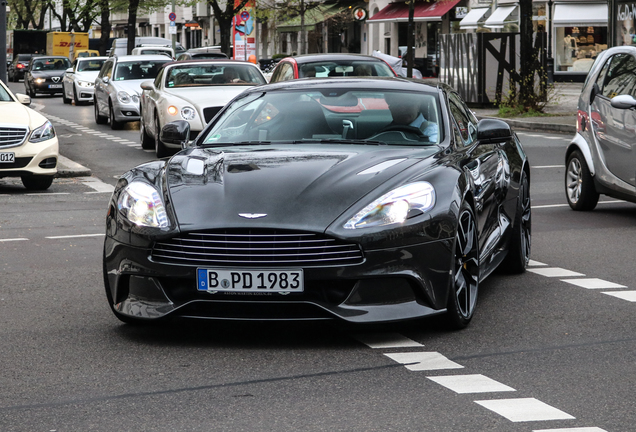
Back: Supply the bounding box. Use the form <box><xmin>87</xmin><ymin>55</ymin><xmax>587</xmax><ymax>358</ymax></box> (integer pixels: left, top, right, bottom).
<box><xmin>484</xmin><ymin>5</ymin><xmax>517</xmax><ymax>28</ymax></box>
<box><xmin>459</xmin><ymin>7</ymin><xmax>490</xmax><ymax>29</ymax></box>
<box><xmin>368</xmin><ymin>0</ymin><xmax>462</xmax><ymax>23</ymax></box>
<box><xmin>552</xmin><ymin>3</ymin><xmax>607</xmax><ymax>26</ymax></box>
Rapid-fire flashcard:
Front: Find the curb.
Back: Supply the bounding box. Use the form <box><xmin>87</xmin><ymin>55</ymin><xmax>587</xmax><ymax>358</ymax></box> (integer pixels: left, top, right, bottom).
<box><xmin>56</xmin><ymin>155</ymin><xmax>92</xmax><ymax>178</ymax></box>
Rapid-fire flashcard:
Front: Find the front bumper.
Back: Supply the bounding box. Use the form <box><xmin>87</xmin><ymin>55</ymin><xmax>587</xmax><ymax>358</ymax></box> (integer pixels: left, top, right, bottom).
<box><xmin>0</xmin><ymin>136</ymin><xmax>58</xmax><ymax>178</ymax></box>
<box><xmin>113</xmin><ymin>101</ymin><xmax>140</xmax><ymax>123</ymax></box>
<box><xmin>75</xmin><ymin>84</ymin><xmax>95</xmax><ymax>102</ymax></box>
<box><xmin>31</xmin><ymin>81</ymin><xmax>64</xmax><ymax>94</ymax></box>
<box><xmin>104</xmin><ymin>235</ymin><xmax>454</xmax><ymax>323</ymax></box>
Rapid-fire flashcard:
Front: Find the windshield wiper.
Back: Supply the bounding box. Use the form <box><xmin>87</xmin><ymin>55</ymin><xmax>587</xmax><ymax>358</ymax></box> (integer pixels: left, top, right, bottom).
<box><xmin>200</xmin><ymin>141</ymin><xmax>272</xmax><ymax>147</ymax></box>
<box><xmin>296</xmin><ymin>138</ymin><xmax>388</xmax><ymax>146</ymax></box>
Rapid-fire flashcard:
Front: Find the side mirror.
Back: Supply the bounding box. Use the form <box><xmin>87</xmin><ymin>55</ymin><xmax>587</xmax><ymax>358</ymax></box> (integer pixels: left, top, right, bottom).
<box><xmin>476</xmin><ymin>118</ymin><xmax>512</xmax><ymax>144</ymax></box>
<box><xmin>15</xmin><ymin>93</ymin><xmax>31</xmax><ymax>106</ymax></box>
<box><xmin>161</xmin><ymin>120</ymin><xmax>191</xmax><ymax>149</ymax></box>
<box><xmin>610</xmin><ymin>94</ymin><xmax>636</xmax><ymax>110</ymax></box>
<box><xmin>590</xmin><ymin>82</ymin><xmax>599</xmax><ymax>105</ymax></box>
<box><xmin>66</xmin><ymin>67</ymin><xmax>74</xmax><ymax>74</ymax></box>
<box><xmin>140</xmin><ymin>80</ymin><xmax>155</xmax><ymax>90</ymax></box>
<box><xmin>102</xmin><ymin>76</ymin><xmax>109</xmax><ymax>84</ymax></box>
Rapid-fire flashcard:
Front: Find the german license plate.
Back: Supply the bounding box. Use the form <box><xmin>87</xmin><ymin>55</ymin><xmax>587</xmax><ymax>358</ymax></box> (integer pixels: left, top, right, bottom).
<box><xmin>48</xmin><ymin>84</ymin><xmax>62</xmax><ymax>89</ymax></box>
<box><xmin>197</xmin><ymin>268</ymin><xmax>303</xmax><ymax>293</ymax></box>
<box><xmin>0</xmin><ymin>152</ymin><xmax>15</xmax><ymax>163</ymax></box>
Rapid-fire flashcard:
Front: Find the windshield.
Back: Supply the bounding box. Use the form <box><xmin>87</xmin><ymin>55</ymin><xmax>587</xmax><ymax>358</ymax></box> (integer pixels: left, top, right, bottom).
<box><xmin>298</xmin><ymin>60</ymin><xmax>395</xmax><ymax>78</ymax></box>
<box><xmin>114</xmin><ymin>60</ymin><xmax>168</xmax><ymax>81</ymax></box>
<box><xmin>77</xmin><ymin>59</ymin><xmax>105</xmax><ymax>72</ymax></box>
<box><xmin>32</xmin><ymin>58</ymin><xmax>71</xmax><ymax>71</ymax></box>
<box><xmin>200</xmin><ymin>88</ymin><xmax>441</xmax><ymax>146</ymax></box>
<box><xmin>165</xmin><ymin>64</ymin><xmax>266</xmax><ymax>88</ymax></box>
<box><xmin>0</xmin><ymin>85</ymin><xmax>13</xmax><ymax>101</ymax></box>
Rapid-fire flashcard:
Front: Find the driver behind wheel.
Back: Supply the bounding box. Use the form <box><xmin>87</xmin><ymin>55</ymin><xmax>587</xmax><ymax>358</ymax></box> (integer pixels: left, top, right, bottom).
<box><xmin>385</xmin><ymin>93</ymin><xmax>438</xmax><ymax>142</ymax></box>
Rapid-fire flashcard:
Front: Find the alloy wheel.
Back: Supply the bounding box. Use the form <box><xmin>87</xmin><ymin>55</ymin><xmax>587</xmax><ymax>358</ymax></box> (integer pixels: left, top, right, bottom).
<box><xmin>566</xmin><ymin>157</ymin><xmax>582</xmax><ymax>204</ymax></box>
<box><xmin>453</xmin><ymin>209</ymin><xmax>479</xmax><ymax>320</ymax></box>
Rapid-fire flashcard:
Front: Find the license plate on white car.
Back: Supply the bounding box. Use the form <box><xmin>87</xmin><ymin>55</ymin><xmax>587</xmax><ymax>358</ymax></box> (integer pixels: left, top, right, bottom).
<box><xmin>0</xmin><ymin>152</ymin><xmax>15</xmax><ymax>163</ymax></box>
<box><xmin>48</xmin><ymin>84</ymin><xmax>62</xmax><ymax>89</ymax></box>
<box><xmin>197</xmin><ymin>268</ymin><xmax>304</xmax><ymax>293</ymax></box>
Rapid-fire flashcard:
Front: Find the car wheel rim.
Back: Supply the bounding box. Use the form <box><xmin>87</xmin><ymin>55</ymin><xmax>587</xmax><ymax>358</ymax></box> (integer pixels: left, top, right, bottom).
<box><xmin>567</xmin><ymin>158</ymin><xmax>582</xmax><ymax>204</ymax></box>
<box><xmin>454</xmin><ymin>209</ymin><xmax>479</xmax><ymax>319</ymax></box>
<box><xmin>519</xmin><ymin>179</ymin><xmax>531</xmax><ymax>262</ymax></box>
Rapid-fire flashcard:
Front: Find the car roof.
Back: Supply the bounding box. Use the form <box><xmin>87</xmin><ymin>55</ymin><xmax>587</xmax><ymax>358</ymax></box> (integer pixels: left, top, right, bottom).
<box><xmin>77</xmin><ymin>56</ymin><xmax>108</xmax><ymax>61</ymax></box>
<box><xmin>284</xmin><ymin>54</ymin><xmax>392</xmax><ymax>64</ymax></box>
<box><xmin>159</xmin><ymin>58</ymin><xmax>257</xmax><ymax>69</ymax></box>
<box><xmin>31</xmin><ymin>56</ymin><xmax>70</xmax><ymax>60</ymax></box>
<box><xmin>243</xmin><ymin>76</ymin><xmax>442</xmax><ymax>94</ymax></box>
<box><xmin>112</xmin><ymin>55</ymin><xmax>172</xmax><ymax>62</ymax></box>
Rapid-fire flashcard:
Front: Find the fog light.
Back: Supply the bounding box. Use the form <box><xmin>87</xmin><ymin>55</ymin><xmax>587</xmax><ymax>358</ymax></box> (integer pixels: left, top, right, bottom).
<box><xmin>167</xmin><ymin>106</ymin><xmax>178</xmax><ymax>116</ymax></box>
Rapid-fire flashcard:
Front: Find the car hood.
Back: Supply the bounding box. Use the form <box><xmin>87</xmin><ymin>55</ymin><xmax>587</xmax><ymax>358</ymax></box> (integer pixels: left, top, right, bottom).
<box><xmin>30</xmin><ymin>70</ymin><xmax>66</xmax><ymax>79</ymax></box>
<box><xmin>112</xmin><ymin>79</ymin><xmax>146</xmax><ymax>96</ymax></box>
<box><xmin>165</xmin><ymin>144</ymin><xmax>439</xmax><ymax>232</ymax></box>
<box><xmin>163</xmin><ymin>86</ymin><xmax>250</xmax><ymax>108</ymax></box>
<box><xmin>74</xmin><ymin>71</ymin><xmax>100</xmax><ymax>82</ymax></box>
<box><xmin>0</xmin><ymin>101</ymin><xmax>47</xmax><ymax>128</ymax></box>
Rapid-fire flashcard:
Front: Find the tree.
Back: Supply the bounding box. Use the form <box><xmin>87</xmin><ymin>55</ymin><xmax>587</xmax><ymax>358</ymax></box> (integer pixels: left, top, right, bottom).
<box><xmin>207</xmin><ymin>0</ymin><xmax>251</xmax><ymax>56</ymax></box>
<box><xmin>46</xmin><ymin>0</ymin><xmax>100</xmax><ymax>31</ymax></box>
<box><xmin>517</xmin><ymin>0</ymin><xmax>537</xmax><ymax>110</ymax></box>
<box><xmin>9</xmin><ymin>0</ymin><xmax>49</xmax><ymax>29</ymax></box>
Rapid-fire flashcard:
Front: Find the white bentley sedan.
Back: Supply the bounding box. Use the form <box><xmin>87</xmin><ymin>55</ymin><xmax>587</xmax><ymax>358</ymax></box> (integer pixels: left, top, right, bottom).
<box><xmin>62</xmin><ymin>56</ymin><xmax>107</xmax><ymax>105</ymax></box>
<box><xmin>0</xmin><ymin>80</ymin><xmax>58</xmax><ymax>190</ymax></box>
<box><xmin>139</xmin><ymin>60</ymin><xmax>267</xmax><ymax>157</ymax></box>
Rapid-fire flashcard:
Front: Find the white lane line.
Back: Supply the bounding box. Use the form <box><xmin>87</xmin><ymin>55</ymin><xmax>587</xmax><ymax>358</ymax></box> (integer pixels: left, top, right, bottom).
<box><xmin>475</xmin><ymin>398</ymin><xmax>575</xmax><ymax>422</ymax></box>
<box><xmin>354</xmin><ymin>333</ymin><xmax>423</xmax><ymax>349</ymax></box>
<box><xmin>77</xmin><ymin>176</ymin><xmax>115</xmax><ymax>193</ymax></box>
<box><xmin>384</xmin><ymin>352</ymin><xmax>464</xmax><ymax>371</ymax></box>
<box><xmin>533</xmin><ymin>427</ymin><xmax>608</xmax><ymax>432</ymax></box>
<box><xmin>532</xmin><ymin>165</ymin><xmax>565</xmax><ymax>169</ymax></box>
<box><xmin>528</xmin><ymin>260</ymin><xmax>547</xmax><ymax>266</ymax></box>
<box><xmin>561</xmin><ymin>278</ymin><xmax>626</xmax><ymax>290</ymax></box>
<box><xmin>528</xmin><ymin>267</ymin><xmax>585</xmax><ymax>278</ymax></box>
<box><xmin>602</xmin><ymin>291</ymin><xmax>636</xmax><ymax>302</ymax></box>
<box><xmin>143</xmin><ymin>149</ymin><xmax>154</xmax><ymax>153</ymax></box>
<box><xmin>427</xmin><ymin>374</ymin><xmax>516</xmax><ymax>394</ymax></box>
<box><xmin>26</xmin><ymin>192</ymin><xmax>70</xmax><ymax>196</ymax></box>
<box><xmin>45</xmin><ymin>233</ymin><xmax>104</xmax><ymax>239</ymax></box>
<box><xmin>0</xmin><ymin>238</ymin><xmax>28</xmax><ymax>242</ymax></box>
<box><xmin>533</xmin><ymin>200</ymin><xmax>626</xmax><ymax>209</ymax></box>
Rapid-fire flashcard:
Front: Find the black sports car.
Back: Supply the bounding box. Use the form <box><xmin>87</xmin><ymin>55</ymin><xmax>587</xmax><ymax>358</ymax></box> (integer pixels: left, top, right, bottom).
<box><xmin>24</xmin><ymin>56</ymin><xmax>71</xmax><ymax>97</ymax></box>
<box><xmin>104</xmin><ymin>77</ymin><xmax>531</xmax><ymax>328</ymax></box>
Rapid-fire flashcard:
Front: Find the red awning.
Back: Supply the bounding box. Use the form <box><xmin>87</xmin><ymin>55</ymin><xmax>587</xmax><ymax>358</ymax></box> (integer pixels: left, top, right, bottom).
<box><xmin>368</xmin><ymin>0</ymin><xmax>461</xmax><ymax>22</ymax></box>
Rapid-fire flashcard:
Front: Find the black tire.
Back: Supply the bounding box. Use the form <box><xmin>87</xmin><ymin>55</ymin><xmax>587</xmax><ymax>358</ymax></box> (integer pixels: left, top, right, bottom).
<box><xmin>73</xmin><ymin>86</ymin><xmax>83</xmax><ymax>106</ymax></box>
<box><xmin>500</xmin><ymin>171</ymin><xmax>531</xmax><ymax>273</ymax></box>
<box><xmin>21</xmin><ymin>175</ymin><xmax>54</xmax><ymax>190</ymax></box>
<box><xmin>94</xmin><ymin>98</ymin><xmax>108</xmax><ymax>124</ymax></box>
<box><xmin>139</xmin><ymin>114</ymin><xmax>154</xmax><ymax>149</ymax></box>
<box><xmin>109</xmin><ymin>101</ymin><xmax>123</xmax><ymax>130</ymax></box>
<box><xmin>154</xmin><ymin>114</ymin><xmax>169</xmax><ymax>158</ymax></box>
<box><xmin>27</xmin><ymin>83</ymin><xmax>35</xmax><ymax>98</ymax></box>
<box><xmin>447</xmin><ymin>201</ymin><xmax>479</xmax><ymax>330</ymax></box>
<box><xmin>62</xmin><ymin>87</ymin><xmax>70</xmax><ymax>104</ymax></box>
<box><xmin>565</xmin><ymin>150</ymin><xmax>599</xmax><ymax>211</ymax></box>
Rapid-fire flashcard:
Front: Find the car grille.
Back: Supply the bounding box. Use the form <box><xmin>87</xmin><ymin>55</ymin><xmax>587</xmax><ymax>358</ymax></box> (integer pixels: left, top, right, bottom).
<box><xmin>0</xmin><ymin>157</ymin><xmax>31</xmax><ymax>169</ymax></box>
<box><xmin>203</xmin><ymin>106</ymin><xmax>222</xmax><ymax>123</ymax></box>
<box><xmin>151</xmin><ymin>229</ymin><xmax>364</xmax><ymax>267</ymax></box>
<box><xmin>0</xmin><ymin>126</ymin><xmax>29</xmax><ymax>148</ymax></box>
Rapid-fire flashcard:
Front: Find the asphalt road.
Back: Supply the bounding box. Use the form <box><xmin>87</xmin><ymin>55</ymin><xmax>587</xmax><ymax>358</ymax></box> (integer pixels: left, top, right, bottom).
<box><xmin>1</xmin><ymin>83</ymin><xmax>635</xmax><ymax>432</ymax></box>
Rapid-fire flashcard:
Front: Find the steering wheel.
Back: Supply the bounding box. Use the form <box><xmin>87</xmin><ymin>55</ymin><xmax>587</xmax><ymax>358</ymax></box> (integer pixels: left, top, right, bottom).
<box><xmin>380</xmin><ymin>125</ymin><xmax>426</xmax><ymax>137</ymax></box>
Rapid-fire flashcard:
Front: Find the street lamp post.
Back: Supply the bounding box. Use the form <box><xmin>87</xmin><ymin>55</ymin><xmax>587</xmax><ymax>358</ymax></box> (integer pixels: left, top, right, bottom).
<box><xmin>546</xmin><ymin>0</ymin><xmax>554</xmax><ymax>83</ymax></box>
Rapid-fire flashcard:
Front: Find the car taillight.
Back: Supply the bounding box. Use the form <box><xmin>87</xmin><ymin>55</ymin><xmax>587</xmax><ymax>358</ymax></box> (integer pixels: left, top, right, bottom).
<box><xmin>577</xmin><ymin>109</ymin><xmax>588</xmax><ymax>132</ymax></box>
<box><xmin>16</xmin><ymin>64</ymin><xmax>24</xmax><ymax>69</ymax></box>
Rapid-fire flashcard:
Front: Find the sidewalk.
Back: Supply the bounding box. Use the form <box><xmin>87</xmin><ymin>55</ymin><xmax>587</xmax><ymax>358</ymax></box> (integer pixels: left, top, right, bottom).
<box><xmin>471</xmin><ymin>82</ymin><xmax>582</xmax><ymax>135</ymax></box>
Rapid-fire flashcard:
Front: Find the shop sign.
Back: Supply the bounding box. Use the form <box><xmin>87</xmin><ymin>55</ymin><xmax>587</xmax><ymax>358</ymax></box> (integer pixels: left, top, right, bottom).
<box><xmin>617</xmin><ymin>2</ymin><xmax>636</xmax><ymax>46</ymax></box>
<box><xmin>353</xmin><ymin>7</ymin><xmax>367</xmax><ymax>21</ymax></box>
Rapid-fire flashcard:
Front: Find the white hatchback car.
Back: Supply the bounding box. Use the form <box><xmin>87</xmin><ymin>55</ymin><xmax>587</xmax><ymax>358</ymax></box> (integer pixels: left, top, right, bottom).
<box><xmin>62</xmin><ymin>56</ymin><xmax>107</xmax><ymax>105</ymax></box>
<box><xmin>139</xmin><ymin>60</ymin><xmax>266</xmax><ymax>157</ymax></box>
<box><xmin>0</xmin><ymin>80</ymin><xmax>58</xmax><ymax>190</ymax></box>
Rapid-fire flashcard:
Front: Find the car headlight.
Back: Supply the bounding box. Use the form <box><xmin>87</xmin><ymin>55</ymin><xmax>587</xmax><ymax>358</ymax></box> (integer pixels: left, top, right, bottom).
<box><xmin>344</xmin><ymin>182</ymin><xmax>436</xmax><ymax>229</ymax></box>
<box><xmin>167</xmin><ymin>105</ymin><xmax>178</xmax><ymax>116</ymax></box>
<box><xmin>29</xmin><ymin>121</ymin><xmax>56</xmax><ymax>143</ymax></box>
<box><xmin>117</xmin><ymin>91</ymin><xmax>138</xmax><ymax>104</ymax></box>
<box><xmin>34</xmin><ymin>78</ymin><xmax>45</xmax><ymax>84</ymax></box>
<box><xmin>181</xmin><ymin>106</ymin><xmax>196</xmax><ymax>120</ymax></box>
<box><xmin>77</xmin><ymin>80</ymin><xmax>93</xmax><ymax>87</ymax></box>
<box><xmin>117</xmin><ymin>182</ymin><xmax>169</xmax><ymax>228</ymax></box>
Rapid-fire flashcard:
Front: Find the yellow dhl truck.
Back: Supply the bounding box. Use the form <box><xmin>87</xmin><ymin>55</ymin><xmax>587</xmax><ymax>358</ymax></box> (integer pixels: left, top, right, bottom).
<box><xmin>46</xmin><ymin>32</ymin><xmax>89</xmax><ymax>59</ymax></box>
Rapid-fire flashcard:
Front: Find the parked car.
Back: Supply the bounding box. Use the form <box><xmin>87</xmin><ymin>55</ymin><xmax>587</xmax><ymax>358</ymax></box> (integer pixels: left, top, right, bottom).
<box><xmin>8</xmin><ymin>53</ymin><xmax>35</xmax><ymax>82</ymax></box>
<box><xmin>139</xmin><ymin>59</ymin><xmax>266</xmax><ymax>157</ymax></box>
<box><xmin>565</xmin><ymin>46</ymin><xmax>636</xmax><ymax>210</ymax></box>
<box><xmin>24</xmin><ymin>56</ymin><xmax>71</xmax><ymax>97</ymax></box>
<box><xmin>268</xmin><ymin>54</ymin><xmax>398</xmax><ymax>83</ymax></box>
<box><xmin>109</xmin><ymin>37</ymin><xmax>185</xmax><ymax>57</ymax></box>
<box><xmin>176</xmin><ymin>47</ymin><xmax>228</xmax><ymax>61</ymax></box>
<box><xmin>0</xmin><ymin>79</ymin><xmax>58</xmax><ymax>190</ymax></box>
<box><xmin>62</xmin><ymin>56</ymin><xmax>107</xmax><ymax>105</ymax></box>
<box><xmin>94</xmin><ymin>55</ymin><xmax>170</xmax><ymax>130</ymax></box>
<box><xmin>103</xmin><ymin>77</ymin><xmax>531</xmax><ymax>327</ymax></box>
<box><xmin>131</xmin><ymin>45</ymin><xmax>175</xmax><ymax>59</ymax></box>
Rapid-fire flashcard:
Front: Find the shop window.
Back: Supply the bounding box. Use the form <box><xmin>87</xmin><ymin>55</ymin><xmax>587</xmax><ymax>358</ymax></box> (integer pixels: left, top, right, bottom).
<box><xmin>555</xmin><ymin>26</ymin><xmax>608</xmax><ymax>73</ymax></box>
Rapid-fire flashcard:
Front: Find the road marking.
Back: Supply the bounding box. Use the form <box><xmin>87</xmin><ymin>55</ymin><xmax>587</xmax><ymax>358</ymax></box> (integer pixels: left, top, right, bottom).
<box><xmin>354</xmin><ymin>333</ymin><xmax>423</xmax><ymax>349</ymax></box>
<box><xmin>533</xmin><ymin>427</ymin><xmax>608</xmax><ymax>432</ymax></box>
<box><xmin>533</xmin><ymin>200</ymin><xmax>626</xmax><ymax>209</ymax></box>
<box><xmin>0</xmin><ymin>238</ymin><xmax>28</xmax><ymax>242</ymax></box>
<box><xmin>533</xmin><ymin>165</ymin><xmax>565</xmax><ymax>169</ymax></box>
<box><xmin>26</xmin><ymin>192</ymin><xmax>70</xmax><ymax>196</ymax></box>
<box><xmin>384</xmin><ymin>352</ymin><xmax>464</xmax><ymax>371</ymax></box>
<box><xmin>475</xmin><ymin>398</ymin><xmax>575</xmax><ymax>422</ymax></box>
<box><xmin>528</xmin><ymin>259</ymin><xmax>547</xmax><ymax>266</ymax></box>
<box><xmin>45</xmin><ymin>233</ymin><xmax>104</xmax><ymax>239</ymax></box>
<box><xmin>528</xmin><ymin>267</ymin><xmax>585</xmax><ymax>277</ymax></box>
<box><xmin>77</xmin><ymin>176</ymin><xmax>115</xmax><ymax>193</ymax></box>
<box><xmin>602</xmin><ymin>291</ymin><xmax>636</xmax><ymax>302</ymax></box>
<box><xmin>561</xmin><ymin>278</ymin><xmax>626</xmax><ymax>289</ymax></box>
<box><xmin>427</xmin><ymin>374</ymin><xmax>516</xmax><ymax>394</ymax></box>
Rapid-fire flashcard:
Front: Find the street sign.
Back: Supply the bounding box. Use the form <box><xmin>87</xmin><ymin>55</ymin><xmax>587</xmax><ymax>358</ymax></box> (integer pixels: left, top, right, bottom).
<box><xmin>169</xmin><ymin>20</ymin><xmax>176</xmax><ymax>26</ymax></box>
<box><xmin>169</xmin><ymin>12</ymin><xmax>176</xmax><ymax>21</ymax></box>
<box><xmin>169</xmin><ymin>24</ymin><xmax>177</xmax><ymax>34</ymax></box>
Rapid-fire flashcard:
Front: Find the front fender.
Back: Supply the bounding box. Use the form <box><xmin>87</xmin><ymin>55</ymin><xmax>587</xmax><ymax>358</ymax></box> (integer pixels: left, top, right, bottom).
<box><xmin>566</xmin><ymin>132</ymin><xmax>596</xmax><ymax>176</ymax></box>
